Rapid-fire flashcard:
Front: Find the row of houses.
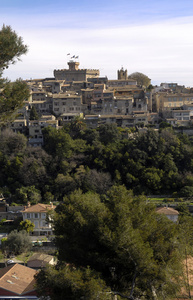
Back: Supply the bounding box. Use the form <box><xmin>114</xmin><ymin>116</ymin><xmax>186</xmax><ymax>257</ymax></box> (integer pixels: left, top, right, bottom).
<box><xmin>8</xmin><ymin>60</ymin><xmax>193</xmax><ymax>147</ymax></box>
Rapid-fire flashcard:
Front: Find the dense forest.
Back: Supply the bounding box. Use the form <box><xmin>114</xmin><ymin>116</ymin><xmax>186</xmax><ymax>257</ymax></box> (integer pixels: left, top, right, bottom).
<box><xmin>1</xmin><ymin>123</ymin><xmax>193</xmax><ymax>204</ymax></box>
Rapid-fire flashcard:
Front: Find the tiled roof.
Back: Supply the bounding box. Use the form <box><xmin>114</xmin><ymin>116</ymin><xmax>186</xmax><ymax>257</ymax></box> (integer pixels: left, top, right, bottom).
<box><xmin>0</xmin><ymin>264</ymin><xmax>37</xmax><ymax>295</ymax></box>
<box><xmin>22</xmin><ymin>203</ymin><xmax>56</xmax><ymax>213</ymax></box>
<box><xmin>28</xmin><ymin>253</ymin><xmax>54</xmax><ymax>263</ymax></box>
<box><xmin>156</xmin><ymin>207</ymin><xmax>179</xmax><ymax>215</ymax></box>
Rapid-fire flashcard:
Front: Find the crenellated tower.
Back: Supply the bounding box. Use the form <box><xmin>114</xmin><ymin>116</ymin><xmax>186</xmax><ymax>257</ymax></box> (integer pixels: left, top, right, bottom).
<box><xmin>117</xmin><ymin>67</ymin><xmax>128</xmax><ymax>80</ymax></box>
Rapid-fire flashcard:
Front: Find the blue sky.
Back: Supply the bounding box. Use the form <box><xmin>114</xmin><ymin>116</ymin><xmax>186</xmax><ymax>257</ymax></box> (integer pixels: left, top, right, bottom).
<box><xmin>1</xmin><ymin>0</ymin><xmax>193</xmax><ymax>86</ymax></box>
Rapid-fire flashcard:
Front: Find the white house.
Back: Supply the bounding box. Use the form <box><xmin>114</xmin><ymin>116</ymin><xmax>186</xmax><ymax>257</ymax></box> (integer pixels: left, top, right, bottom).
<box><xmin>156</xmin><ymin>207</ymin><xmax>179</xmax><ymax>222</ymax></box>
<box><xmin>22</xmin><ymin>203</ymin><xmax>55</xmax><ymax>236</ymax></box>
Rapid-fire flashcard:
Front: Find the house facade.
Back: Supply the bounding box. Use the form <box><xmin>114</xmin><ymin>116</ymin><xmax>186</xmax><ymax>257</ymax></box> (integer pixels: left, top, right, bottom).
<box><xmin>22</xmin><ymin>203</ymin><xmax>55</xmax><ymax>236</ymax></box>
<box><xmin>156</xmin><ymin>207</ymin><xmax>179</xmax><ymax>222</ymax></box>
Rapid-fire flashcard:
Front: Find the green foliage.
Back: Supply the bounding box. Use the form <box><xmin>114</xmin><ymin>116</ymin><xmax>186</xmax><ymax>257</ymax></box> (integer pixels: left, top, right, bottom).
<box><xmin>159</xmin><ymin>121</ymin><xmax>172</xmax><ymax>129</ymax></box>
<box><xmin>128</xmin><ymin>72</ymin><xmax>151</xmax><ymax>87</ymax></box>
<box><xmin>0</xmin><ymin>25</ymin><xmax>29</xmax><ymax>123</ymax></box>
<box><xmin>98</xmin><ymin>123</ymin><xmax>121</xmax><ymax>145</ymax></box>
<box><xmin>15</xmin><ymin>186</ymin><xmax>41</xmax><ymax>204</ymax></box>
<box><xmin>3</xmin><ymin>230</ymin><xmax>31</xmax><ymax>255</ymax></box>
<box><xmin>18</xmin><ymin>219</ymin><xmax>35</xmax><ymax>233</ymax></box>
<box><xmin>0</xmin><ymin>25</ymin><xmax>27</xmax><ymax>72</ymax></box>
<box><xmin>45</xmin><ymin>186</ymin><xmax>183</xmax><ymax>299</ymax></box>
<box><xmin>176</xmin><ymin>203</ymin><xmax>192</xmax><ymax>217</ymax></box>
<box><xmin>3</xmin><ymin>117</ymin><xmax>193</xmax><ymax>200</ymax></box>
<box><xmin>69</xmin><ymin>116</ymin><xmax>87</xmax><ymax>138</ymax></box>
<box><xmin>180</xmin><ymin>186</ymin><xmax>193</xmax><ymax>197</ymax></box>
<box><xmin>42</xmin><ymin>126</ymin><xmax>73</xmax><ymax>158</ymax></box>
<box><xmin>36</xmin><ymin>265</ymin><xmax>112</xmax><ymax>300</ymax></box>
<box><xmin>29</xmin><ymin>106</ymin><xmax>39</xmax><ymax>120</ymax></box>
<box><xmin>0</xmin><ymin>128</ymin><xmax>27</xmax><ymax>155</ymax></box>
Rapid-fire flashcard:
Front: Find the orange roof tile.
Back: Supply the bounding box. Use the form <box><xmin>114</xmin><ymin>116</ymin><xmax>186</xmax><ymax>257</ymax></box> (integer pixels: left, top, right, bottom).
<box><xmin>156</xmin><ymin>207</ymin><xmax>179</xmax><ymax>215</ymax></box>
<box><xmin>22</xmin><ymin>203</ymin><xmax>56</xmax><ymax>213</ymax></box>
<box><xmin>0</xmin><ymin>264</ymin><xmax>37</xmax><ymax>295</ymax></box>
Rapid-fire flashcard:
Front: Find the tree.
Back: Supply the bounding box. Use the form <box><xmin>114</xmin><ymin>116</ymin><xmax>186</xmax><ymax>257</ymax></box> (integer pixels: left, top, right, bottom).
<box><xmin>128</xmin><ymin>72</ymin><xmax>151</xmax><ymax>87</ymax></box>
<box><xmin>0</xmin><ymin>25</ymin><xmax>27</xmax><ymax>72</ymax></box>
<box><xmin>69</xmin><ymin>116</ymin><xmax>87</xmax><ymax>138</ymax></box>
<box><xmin>18</xmin><ymin>219</ymin><xmax>35</xmax><ymax>233</ymax></box>
<box><xmin>98</xmin><ymin>123</ymin><xmax>121</xmax><ymax>145</ymax></box>
<box><xmin>3</xmin><ymin>230</ymin><xmax>31</xmax><ymax>255</ymax></box>
<box><xmin>42</xmin><ymin>126</ymin><xmax>73</xmax><ymax>159</ymax></box>
<box><xmin>180</xmin><ymin>186</ymin><xmax>193</xmax><ymax>198</ymax></box>
<box><xmin>0</xmin><ymin>128</ymin><xmax>27</xmax><ymax>155</ymax></box>
<box><xmin>35</xmin><ymin>265</ymin><xmax>112</xmax><ymax>300</ymax></box>
<box><xmin>177</xmin><ymin>215</ymin><xmax>193</xmax><ymax>298</ymax></box>
<box><xmin>14</xmin><ymin>186</ymin><xmax>41</xmax><ymax>204</ymax></box>
<box><xmin>0</xmin><ymin>25</ymin><xmax>29</xmax><ymax>123</ymax></box>
<box><xmin>29</xmin><ymin>106</ymin><xmax>39</xmax><ymax>120</ymax></box>
<box><xmin>36</xmin><ymin>186</ymin><xmax>183</xmax><ymax>299</ymax></box>
<box><xmin>82</xmin><ymin>169</ymin><xmax>112</xmax><ymax>194</ymax></box>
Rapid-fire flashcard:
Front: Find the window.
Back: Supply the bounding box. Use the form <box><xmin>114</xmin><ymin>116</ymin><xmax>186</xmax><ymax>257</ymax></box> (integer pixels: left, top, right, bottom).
<box><xmin>27</xmin><ymin>213</ymin><xmax>30</xmax><ymax>218</ymax></box>
<box><xmin>42</xmin><ymin>213</ymin><xmax>46</xmax><ymax>219</ymax></box>
<box><xmin>34</xmin><ymin>220</ymin><xmax>39</xmax><ymax>228</ymax></box>
<box><xmin>34</xmin><ymin>213</ymin><xmax>38</xmax><ymax>218</ymax></box>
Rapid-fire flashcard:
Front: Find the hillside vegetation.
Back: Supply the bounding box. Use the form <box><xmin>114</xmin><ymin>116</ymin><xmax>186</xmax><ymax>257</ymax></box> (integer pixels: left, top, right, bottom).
<box><xmin>1</xmin><ymin>125</ymin><xmax>193</xmax><ymax>203</ymax></box>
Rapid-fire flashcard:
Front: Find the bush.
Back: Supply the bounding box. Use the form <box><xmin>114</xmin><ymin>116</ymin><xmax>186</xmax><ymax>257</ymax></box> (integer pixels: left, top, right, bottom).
<box><xmin>3</xmin><ymin>230</ymin><xmax>31</xmax><ymax>255</ymax></box>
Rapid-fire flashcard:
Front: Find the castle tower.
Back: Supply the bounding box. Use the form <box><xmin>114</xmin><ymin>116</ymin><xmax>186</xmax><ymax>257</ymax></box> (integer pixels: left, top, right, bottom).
<box><xmin>68</xmin><ymin>61</ymin><xmax>80</xmax><ymax>71</ymax></box>
<box><xmin>118</xmin><ymin>67</ymin><xmax>128</xmax><ymax>80</ymax></box>
<box><xmin>54</xmin><ymin>61</ymin><xmax>99</xmax><ymax>81</ymax></box>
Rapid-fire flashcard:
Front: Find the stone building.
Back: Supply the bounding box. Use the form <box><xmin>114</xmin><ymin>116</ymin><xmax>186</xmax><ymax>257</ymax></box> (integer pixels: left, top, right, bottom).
<box><xmin>117</xmin><ymin>67</ymin><xmax>128</xmax><ymax>80</ymax></box>
<box><xmin>152</xmin><ymin>92</ymin><xmax>193</xmax><ymax>112</ymax></box>
<box><xmin>52</xmin><ymin>92</ymin><xmax>82</xmax><ymax>116</ymax></box>
<box><xmin>54</xmin><ymin>60</ymin><xmax>100</xmax><ymax>81</ymax></box>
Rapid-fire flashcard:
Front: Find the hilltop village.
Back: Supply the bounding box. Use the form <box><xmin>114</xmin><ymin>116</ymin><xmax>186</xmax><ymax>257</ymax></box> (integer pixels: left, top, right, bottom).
<box><xmin>9</xmin><ymin>59</ymin><xmax>193</xmax><ymax>146</ymax></box>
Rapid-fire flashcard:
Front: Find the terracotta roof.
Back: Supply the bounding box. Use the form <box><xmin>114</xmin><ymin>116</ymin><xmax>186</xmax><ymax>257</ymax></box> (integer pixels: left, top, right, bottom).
<box><xmin>0</xmin><ymin>263</ymin><xmax>37</xmax><ymax>295</ymax></box>
<box><xmin>156</xmin><ymin>207</ymin><xmax>179</xmax><ymax>215</ymax></box>
<box><xmin>28</xmin><ymin>253</ymin><xmax>54</xmax><ymax>264</ymax></box>
<box><xmin>22</xmin><ymin>203</ymin><xmax>56</xmax><ymax>213</ymax></box>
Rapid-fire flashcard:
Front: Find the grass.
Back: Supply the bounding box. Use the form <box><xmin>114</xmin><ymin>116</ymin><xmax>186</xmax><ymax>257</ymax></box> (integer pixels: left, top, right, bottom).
<box><xmin>16</xmin><ymin>251</ymin><xmax>34</xmax><ymax>264</ymax></box>
<box><xmin>148</xmin><ymin>198</ymin><xmax>165</xmax><ymax>201</ymax></box>
<box><xmin>0</xmin><ymin>249</ymin><xmax>34</xmax><ymax>264</ymax></box>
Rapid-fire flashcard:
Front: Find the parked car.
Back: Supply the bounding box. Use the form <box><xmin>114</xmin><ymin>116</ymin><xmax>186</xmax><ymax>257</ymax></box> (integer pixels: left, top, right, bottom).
<box><xmin>32</xmin><ymin>241</ymin><xmax>43</xmax><ymax>247</ymax></box>
<box><xmin>7</xmin><ymin>260</ymin><xmax>14</xmax><ymax>264</ymax></box>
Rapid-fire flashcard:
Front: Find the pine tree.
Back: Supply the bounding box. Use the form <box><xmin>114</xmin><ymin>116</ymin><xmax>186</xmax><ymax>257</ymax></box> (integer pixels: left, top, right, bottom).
<box><xmin>0</xmin><ymin>25</ymin><xmax>29</xmax><ymax>124</ymax></box>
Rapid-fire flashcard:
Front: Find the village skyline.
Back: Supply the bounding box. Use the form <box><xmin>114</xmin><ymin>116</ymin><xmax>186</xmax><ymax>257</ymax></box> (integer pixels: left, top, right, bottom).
<box><xmin>1</xmin><ymin>0</ymin><xmax>193</xmax><ymax>86</ymax></box>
